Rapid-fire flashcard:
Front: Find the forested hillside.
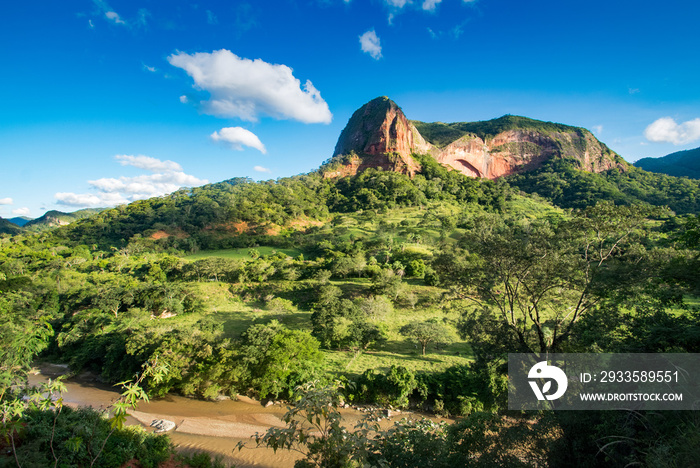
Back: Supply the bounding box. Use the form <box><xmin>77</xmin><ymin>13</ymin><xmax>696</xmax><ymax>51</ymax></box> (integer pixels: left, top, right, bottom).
<box><xmin>508</xmin><ymin>158</ymin><xmax>700</xmax><ymax>213</ymax></box>
<box><xmin>635</xmin><ymin>146</ymin><xmax>700</xmax><ymax>179</ymax></box>
<box><xmin>2</xmin><ymin>154</ymin><xmax>700</xmax><ymax>467</ymax></box>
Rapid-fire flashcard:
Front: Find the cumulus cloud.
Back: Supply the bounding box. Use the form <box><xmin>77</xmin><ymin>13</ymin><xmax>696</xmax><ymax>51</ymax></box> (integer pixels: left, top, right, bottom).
<box><xmin>88</xmin><ymin>172</ymin><xmax>205</xmax><ymax>195</ymax></box>
<box><xmin>116</xmin><ymin>154</ymin><xmax>183</xmax><ymax>172</ymax></box>
<box><xmin>211</xmin><ymin>127</ymin><xmax>267</xmax><ymax>154</ymax></box>
<box><xmin>359</xmin><ymin>30</ymin><xmax>382</xmax><ymax>60</ymax></box>
<box><xmin>254</xmin><ymin>166</ymin><xmax>271</xmax><ymax>173</ymax></box>
<box><xmin>55</xmin><ymin>155</ymin><xmax>207</xmax><ymax>208</ymax></box>
<box><xmin>55</xmin><ymin>192</ymin><xmax>127</xmax><ymax>208</ymax></box>
<box><xmin>385</xmin><ymin>0</ymin><xmax>409</xmax><ymax>7</ymax></box>
<box><xmin>11</xmin><ymin>207</ymin><xmax>31</xmax><ymax>216</ymax></box>
<box><xmin>0</xmin><ymin>198</ymin><xmax>12</xmax><ymax>205</ymax></box>
<box><xmin>422</xmin><ymin>0</ymin><xmax>442</xmax><ymax>11</ymax></box>
<box><xmin>179</xmin><ymin>95</ymin><xmax>189</xmax><ymax>104</ymax></box>
<box><xmin>168</xmin><ymin>49</ymin><xmax>332</xmax><ymax>124</ymax></box>
<box><xmin>644</xmin><ymin>117</ymin><xmax>700</xmax><ymax>145</ymax></box>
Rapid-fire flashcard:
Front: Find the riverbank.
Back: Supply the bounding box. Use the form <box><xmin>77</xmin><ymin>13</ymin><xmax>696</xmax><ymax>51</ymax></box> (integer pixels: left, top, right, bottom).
<box><xmin>28</xmin><ymin>364</ymin><xmax>299</xmax><ymax>467</ymax></box>
<box><xmin>28</xmin><ymin>363</ymin><xmax>441</xmax><ymax>468</ymax></box>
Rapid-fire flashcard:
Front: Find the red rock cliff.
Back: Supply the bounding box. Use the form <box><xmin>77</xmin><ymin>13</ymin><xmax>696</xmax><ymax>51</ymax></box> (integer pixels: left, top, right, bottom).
<box><xmin>325</xmin><ymin>97</ymin><xmax>626</xmax><ymax>179</ymax></box>
<box><xmin>328</xmin><ymin>97</ymin><xmax>421</xmax><ymax>177</ymax></box>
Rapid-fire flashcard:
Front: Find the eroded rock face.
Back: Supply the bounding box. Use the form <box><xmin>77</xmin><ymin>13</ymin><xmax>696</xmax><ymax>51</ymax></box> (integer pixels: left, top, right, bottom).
<box><xmin>330</xmin><ymin>97</ymin><xmax>421</xmax><ymax>176</ymax></box>
<box><xmin>430</xmin><ymin>129</ymin><xmax>622</xmax><ymax>178</ymax></box>
<box><xmin>327</xmin><ymin>97</ymin><xmax>625</xmax><ymax>179</ymax></box>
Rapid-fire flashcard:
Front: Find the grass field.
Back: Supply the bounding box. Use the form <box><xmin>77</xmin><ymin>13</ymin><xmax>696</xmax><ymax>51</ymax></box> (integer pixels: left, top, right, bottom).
<box><xmin>186</xmin><ymin>246</ymin><xmax>303</xmax><ymax>261</ymax></box>
<box><xmin>186</xmin><ymin>280</ymin><xmax>473</xmax><ymax>379</ymax></box>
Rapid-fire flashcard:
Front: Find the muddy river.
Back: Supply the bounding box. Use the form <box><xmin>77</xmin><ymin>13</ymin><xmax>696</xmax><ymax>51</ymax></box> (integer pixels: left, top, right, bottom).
<box><xmin>28</xmin><ymin>365</ymin><xmax>438</xmax><ymax>467</ymax></box>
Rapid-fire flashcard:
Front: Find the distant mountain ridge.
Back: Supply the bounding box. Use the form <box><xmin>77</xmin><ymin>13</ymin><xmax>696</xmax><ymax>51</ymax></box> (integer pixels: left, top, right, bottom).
<box><xmin>24</xmin><ymin>208</ymin><xmax>103</xmax><ymax>232</ymax></box>
<box><xmin>9</xmin><ymin>216</ymin><xmax>33</xmax><ymax>227</ymax></box>
<box><xmin>324</xmin><ymin>96</ymin><xmax>626</xmax><ymax>179</ymax></box>
<box><xmin>634</xmin><ymin>147</ymin><xmax>700</xmax><ymax>179</ymax></box>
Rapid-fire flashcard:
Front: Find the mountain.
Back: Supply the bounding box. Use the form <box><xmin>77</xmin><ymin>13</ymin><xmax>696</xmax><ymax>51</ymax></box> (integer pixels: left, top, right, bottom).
<box><xmin>324</xmin><ymin>96</ymin><xmax>626</xmax><ymax>179</ymax></box>
<box><xmin>24</xmin><ymin>208</ymin><xmax>103</xmax><ymax>232</ymax></box>
<box><xmin>327</xmin><ymin>96</ymin><xmax>424</xmax><ymax>177</ymax></box>
<box><xmin>8</xmin><ymin>216</ymin><xmax>33</xmax><ymax>227</ymax></box>
<box><xmin>0</xmin><ymin>217</ymin><xmax>24</xmax><ymax>235</ymax></box>
<box><xmin>634</xmin><ymin>147</ymin><xmax>700</xmax><ymax>179</ymax></box>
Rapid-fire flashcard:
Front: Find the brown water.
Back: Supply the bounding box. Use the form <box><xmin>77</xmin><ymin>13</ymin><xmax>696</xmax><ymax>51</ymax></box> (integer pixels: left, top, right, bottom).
<box><xmin>28</xmin><ymin>365</ymin><xmax>436</xmax><ymax>468</ymax></box>
<box><xmin>27</xmin><ymin>365</ymin><xmax>302</xmax><ymax>467</ymax></box>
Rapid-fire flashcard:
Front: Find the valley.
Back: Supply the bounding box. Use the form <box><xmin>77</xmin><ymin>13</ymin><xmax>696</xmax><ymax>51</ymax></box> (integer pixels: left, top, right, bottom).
<box><xmin>2</xmin><ymin>97</ymin><xmax>700</xmax><ymax>467</ymax></box>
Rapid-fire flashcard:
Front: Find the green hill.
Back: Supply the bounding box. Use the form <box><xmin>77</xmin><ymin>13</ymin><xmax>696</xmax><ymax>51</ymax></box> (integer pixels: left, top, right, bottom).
<box><xmin>508</xmin><ymin>158</ymin><xmax>700</xmax><ymax>214</ymax></box>
<box><xmin>0</xmin><ymin>217</ymin><xmax>24</xmax><ymax>235</ymax></box>
<box><xmin>411</xmin><ymin>114</ymin><xmax>585</xmax><ymax>147</ymax></box>
<box><xmin>634</xmin><ymin>147</ymin><xmax>700</xmax><ymax>179</ymax></box>
<box><xmin>24</xmin><ymin>208</ymin><xmax>103</xmax><ymax>232</ymax></box>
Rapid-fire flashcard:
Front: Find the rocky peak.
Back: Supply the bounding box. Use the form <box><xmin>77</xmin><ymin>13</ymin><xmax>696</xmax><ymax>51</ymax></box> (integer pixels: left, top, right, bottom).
<box><xmin>327</xmin><ymin>97</ymin><xmax>421</xmax><ymax>177</ymax></box>
<box><xmin>325</xmin><ymin>97</ymin><xmax>626</xmax><ymax>180</ymax></box>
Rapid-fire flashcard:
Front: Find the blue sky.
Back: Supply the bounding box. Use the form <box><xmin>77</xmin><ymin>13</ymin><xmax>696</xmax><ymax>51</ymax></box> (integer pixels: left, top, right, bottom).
<box><xmin>2</xmin><ymin>0</ymin><xmax>700</xmax><ymax>218</ymax></box>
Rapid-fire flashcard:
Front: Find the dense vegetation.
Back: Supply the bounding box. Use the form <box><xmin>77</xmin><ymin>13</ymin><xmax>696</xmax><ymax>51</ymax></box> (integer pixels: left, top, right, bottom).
<box><xmin>2</xmin><ymin>154</ymin><xmax>700</xmax><ymax>467</ymax></box>
<box><xmin>412</xmin><ymin>115</ymin><xmax>585</xmax><ymax>147</ymax></box>
<box><xmin>0</xmin><ymin>218</ymin><xmax>23</xmax><ymax>236</ymax></box>
<box><xmin>509</xmin><ymin>158</ymin><xmax>700</xmax><ymax>214</ymax></box>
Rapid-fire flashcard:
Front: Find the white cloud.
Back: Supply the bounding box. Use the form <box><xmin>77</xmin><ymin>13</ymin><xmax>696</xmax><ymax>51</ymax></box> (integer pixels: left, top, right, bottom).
<box><xmin>0</xmin><ymin>198</ymin><xmax>12</xmax><ymax>205</ymax></box>
<box><xmin>168</xmin><ymin>49</ymin><xmax>332</xmax><ymax>124</ymax></box>
<box><xmin>359</xmin><ymin>30</ymin><xmax>382</xmax><ymax>60</ymax></box>
<box><xmin>211</xmin><ymin>127</ymin><xmax>267</xmax><ymax>154</ymax></box>
<box><xmin>115</xmin><ymin>154</ymin><xmax>183</xmax><ymax>172</ymax></box>
<box><xmin>592</xmin><ymin>125</ymin><xmax>603</xmax><ymax>135</ymax></box>
<box><xmin>386</xmin><ymin>0</ymin><xmax>409</xmax><ymax>7</ymax></box>
<box><xmin>105</xmin><ymin>10</ymin><xmax>125</xmax><ymax>25</ymax></box>
<box><xmin>254</xmin><ymin>166</ymin><xmax>271</xmax><ymax>173</ymax></box>
<box><xmin>55</xmin><ymin>155</ymin><xmax>208</xmax><ymax>208</ymax></box>
<box><xmin>11</xmin><ymin>207</ymin><xmax>31</xmax><ymax>216</ymax></box>
<box><xmin>143</xmin><ymin>64</ymin><xmax>157</xmax><ymax>73</ymax></box>
<box><xmin>422</xmin><ymin>0</ymin><xmax>442</xmax><ymax>11</ymax></box>
<box><xmin>88</xmin><ymin>19</ymin><xmax>95</xmax><ymax>29</ymax></box>
<box><xmin>88</xmin><ymin>172</ymin><xmax>206</xmax><ymax>196</ymax></box>
<box><xmin>644</xmin><ymin>117</ymin><xmax>700</xmax><ymax>145</ymax></box>
<box><xmin>57</xmin><ymin>192</ymin><xmax>130</xmax><ymax>207</ymax></box>
<box><xmin>206</xmin><ymin>10</ymin><xmax>217</xmax><ymax>24</ymax></box>
<box><xmin>179</xmin><ymin>95</ymin><xmax>189</xmax><ymax>104</ymax></box>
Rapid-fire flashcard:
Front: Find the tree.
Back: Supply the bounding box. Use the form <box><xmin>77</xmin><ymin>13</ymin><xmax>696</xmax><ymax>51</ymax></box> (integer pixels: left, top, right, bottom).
<box><xmin>440</xmin><ymin>203</ymin><xmax>663</xmax><ymax>354</ymax></box>
<box><xmin>240</xmin><ymin>321</ymin><xmax>323</xmax><ymax>399</ymax></box>
<box><xmin>399</xmin><ymin>321</ymin><xmax>453</xmax><ymax>356</ymax></box>
<box><xmin>242</xmin><ymin>381</ymin><xmax>381</xmax><ymax>468</ymax></box>
<box><xmin>406</xmin><ymin>259</ymin><xmax>426</xmax><ymax>278</ymax></box>
<box><xmin>346</xmin><ymin>321</ymin><xmax>387</xmax><ymax>355</ymax></box>
<box><xmin>371</xmin><ymin>268</ymin><xmax>403</xmax><ymax>301</ymax></box>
